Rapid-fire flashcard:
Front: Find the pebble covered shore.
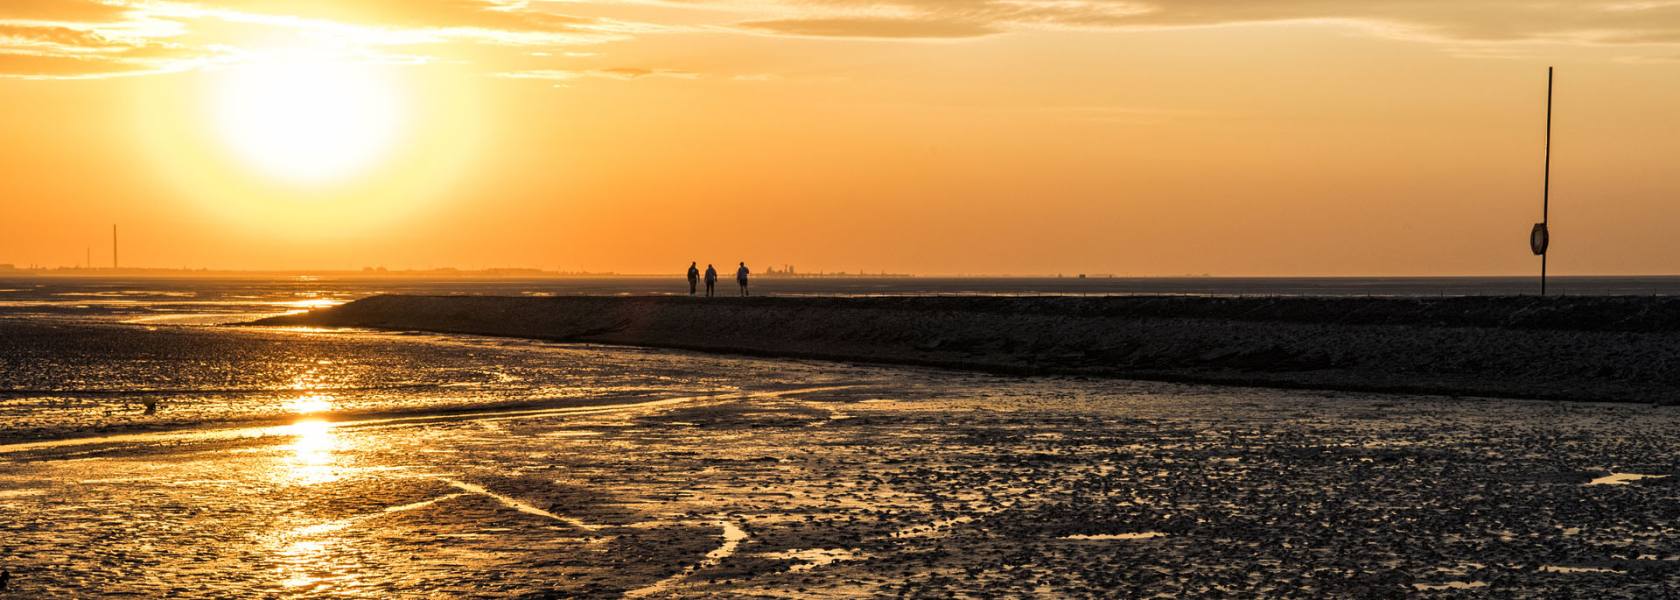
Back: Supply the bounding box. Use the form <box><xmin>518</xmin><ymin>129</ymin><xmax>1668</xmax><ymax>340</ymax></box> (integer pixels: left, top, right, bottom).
<box><xmin>261</xmin><ymin>295</ymin><xmax>1680</xmax><ymax>403</ymax></box>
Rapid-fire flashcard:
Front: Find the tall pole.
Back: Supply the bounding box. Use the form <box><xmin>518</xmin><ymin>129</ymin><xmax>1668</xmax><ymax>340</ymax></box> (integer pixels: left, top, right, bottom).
<box><xmin>1541</xmin><ymin>67</ymin><xmax>1552</xmax><ymax>296</ymax></box>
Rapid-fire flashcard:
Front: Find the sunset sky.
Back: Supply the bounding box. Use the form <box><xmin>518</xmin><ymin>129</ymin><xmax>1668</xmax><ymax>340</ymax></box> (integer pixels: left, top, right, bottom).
<box><xmin>3</xmin><ymin>1</ymin><xmax>1680</xmax><ymax>275</ymax></box>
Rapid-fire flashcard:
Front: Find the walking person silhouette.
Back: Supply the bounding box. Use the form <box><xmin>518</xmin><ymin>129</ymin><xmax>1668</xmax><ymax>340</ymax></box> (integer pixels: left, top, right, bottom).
<box><xmin>736</xmin><ymin>262</ymin><xmax>750</xmax><ymax>296</ymax></box>
<box><xmin>703</xmin><ymin>264</ymin><xmax>718</xmax><ymax>297</ymax></box>
<box><xmin>686</xmin><ymin>262</ymin><xmax>699</xmax><ymax>296</ymax></box>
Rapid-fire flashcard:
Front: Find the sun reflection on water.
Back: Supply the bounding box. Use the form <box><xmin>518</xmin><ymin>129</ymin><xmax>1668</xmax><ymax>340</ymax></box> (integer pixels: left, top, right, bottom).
<box><xmin>279</xmin><ymin>540</ymin><xmax>331</xmax><ymax>589</ymax></box>
<box><xmin>282</xmin><ymin>298</ymin><xmax>345</xmax><ymax>310</ymax></box>
<box><xmin>282</xmin><ymin>419</ymin><xmax>342</xmax><ymax>486</ymax></box>
<box><xmin>288</xmin><ymin>394</ymin><xmax>334</xmax><ymax>414</ymax></box>
<box><xmin>270</xmin><ymin>418</ymin><xmax>356</xmax><ymax>591</ymax></box>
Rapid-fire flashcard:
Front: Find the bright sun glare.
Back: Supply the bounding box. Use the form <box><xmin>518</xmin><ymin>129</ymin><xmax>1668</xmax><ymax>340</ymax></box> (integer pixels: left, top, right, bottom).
<box><xmin>213</xmin><ymin>50</ymin><xmax>404</xmax><ymax>185</ymax></box>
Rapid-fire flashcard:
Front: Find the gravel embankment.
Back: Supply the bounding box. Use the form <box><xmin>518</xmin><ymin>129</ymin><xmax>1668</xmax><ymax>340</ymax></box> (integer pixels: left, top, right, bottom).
<box><xmin>254</xmin><ymin>295</ymin><xmax>1680</xmax><ymax>403</ymax></box>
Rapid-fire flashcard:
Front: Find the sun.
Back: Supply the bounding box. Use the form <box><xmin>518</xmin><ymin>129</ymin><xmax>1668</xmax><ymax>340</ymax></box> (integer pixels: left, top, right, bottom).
<box><xmin>212</xmin><ymin>50</ymin><xmax>405</xmax><ymax>185</ymax></box>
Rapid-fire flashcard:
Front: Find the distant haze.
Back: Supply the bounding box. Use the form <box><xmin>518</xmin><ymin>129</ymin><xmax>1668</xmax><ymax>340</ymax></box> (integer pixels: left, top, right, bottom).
<box><xmin>3</xmin><ymin>2</ymin><xmax>1679</xmax><ymax>275</ymax></box>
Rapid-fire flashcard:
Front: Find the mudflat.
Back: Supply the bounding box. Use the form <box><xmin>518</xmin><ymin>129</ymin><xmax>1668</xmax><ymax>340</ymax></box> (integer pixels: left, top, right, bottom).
<box><xmin>4</xmin><ymin>374</ymin><xmax>1679</xmax><ymax>597</ymax></box>
<box><xmin>5</xmin><ymin>318</ymin><xmax>1680</xmax><ymax>597</ymax></box>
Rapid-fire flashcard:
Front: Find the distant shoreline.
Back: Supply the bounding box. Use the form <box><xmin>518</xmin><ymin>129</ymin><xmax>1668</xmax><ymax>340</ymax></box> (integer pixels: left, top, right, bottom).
<box><xmin>16</xmin><ymin>273</ymin><xmax>1680</xmax><ymax>298</ymax></box>
<box><xmin>0</xmin><ymin>269</ymin><xmax>919</xmax><ymax>278</ymax></box>
<box><xmin>256</xmin><ymin>295</ymin><xmax>1680</xmax><ymax>404</ymax></box>
<box><xmin>10</xmin><ymin>270</ymin><xmax>1680</xmax><ymax>281</ymax></box>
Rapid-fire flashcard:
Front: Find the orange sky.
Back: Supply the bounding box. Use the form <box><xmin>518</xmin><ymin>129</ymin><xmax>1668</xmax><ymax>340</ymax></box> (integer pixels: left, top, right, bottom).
<box><xmin>3</xmin><ymin>1</ymin><xmax>1680</xmax><ymax>275</ymax></box>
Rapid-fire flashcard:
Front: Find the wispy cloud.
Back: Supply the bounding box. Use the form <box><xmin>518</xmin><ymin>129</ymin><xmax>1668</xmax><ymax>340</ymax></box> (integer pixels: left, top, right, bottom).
<box><xmin>496</xmin><ymin>66</ymin><xmax>700</xmax><ymax>81</ymax></box>
<box><xmin>7</xmin><ymin>1</ymin><xmax>1680</xmax><ymax>80</ymax></box>
<box><xmin>733</xmin><ymin>0</ymin><xmax>1680</xmax><ymax>42</ymax></box>
<box><xmin>0</xmin><ymin>0</ymin><xmax>137</xmax><ymax>23</ymax></box>
<box><xmin>0</xmin><ymin>0</ymin><xmax>656</xmax><ymax>79</ymax></box>
<box><xmin>739</xmin><ymin>16</ymin><xmax>997</xmax><ymax>38</ymax></box>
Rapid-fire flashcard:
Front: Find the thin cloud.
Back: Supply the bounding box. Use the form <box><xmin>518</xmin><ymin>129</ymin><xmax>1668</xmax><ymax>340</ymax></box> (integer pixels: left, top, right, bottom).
<box><xmin>732</xmin><ymin>0</ymin><xmax>1680</xmax><ymax>41</ymax></box>
<box><xmin>0</xmin><ymin>0</ymin><xmax>136</xmax><ymax>22</ymax></box>
<box><xmin>496</xmin><ymin>66</ymin><xmax>701</xmax><ymax>80</ymax></box>
<box><xmin>740</xmin><ymin>16</ymin><xmax>997</xmax><ymax>38</ymax></box>
<box><xmin>0</xmin><ymin>24</ymin><xmax>117</xmax><ymax>50</ymax></box>
<box><xmin>0</xmin><ymin>51</ymin><xmax>206</xmax><ymax>80</ymax></box>
<box><xmin>176</xmin><ymin>0</ymin><xmax>597</xmax><ymax>32</ymax></box>
<box><xmin>0</xmin><ymin>0</ymin><xmax>649</xmax><ymax>78</ymax></box>
<box><xmin>7</xmin><ymin>0</ymin><xmax>1680</xmax><ymax>79</ymax></box>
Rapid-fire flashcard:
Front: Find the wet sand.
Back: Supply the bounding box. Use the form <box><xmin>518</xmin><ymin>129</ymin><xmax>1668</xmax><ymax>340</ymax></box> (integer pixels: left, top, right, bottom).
<box><xmin>5</xmin><ymin>370</ymin><xmax>1680</xmax><ymax>597</ymax></box>
<box><xmin>261</xmin><ymin>295</ymin><xmax>1680</xmax><ymax>403</ymax></box>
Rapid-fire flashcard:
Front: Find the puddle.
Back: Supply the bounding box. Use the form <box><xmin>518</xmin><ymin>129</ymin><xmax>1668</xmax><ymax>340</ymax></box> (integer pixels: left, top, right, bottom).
<box><xmin>759</xmin><ymin>548</ymin><xmax>862</xmax><ymax>572</ymax></box>
<box><xmin>384</xmin><ymin>493</ymin><xmax>468</xmax><ymax>515</ymax></box>
<box><xmin>1586</xmin><ymin>472</ymin><xmax>1668</xmax><ymax>486</ymax></box>
<box><xmin>708</xmin><ymin>521</ymin><xmax>749</xmax><ymax>562</ymax></box>
<box><xmin>624</xmin><ymin>519</ymin><xmax>749</xmax><ymax>597</ymax></box>
<box><xmin>286</xmin><ymin>493</ymin><xmax>469</xmax><ymax>540</ymax></box>
<box><xmin>540</xmin><ymin>431</ymin><xmax>602</xmax><ymax>438</ymax></box>
<box><xmin>439</xmin><ymin>478</ymin><xmax>600</xmax><ymax>532</ymax></box>
<box><xmin>1414</xmin><ymin>581</ymin><xmax>1487</xmax><ymax>590</ymax></box>
<box><xmin>1061</xmin><ymin>532</ymin><xmax>1166</xmax><ymax>541</ymax></box>
<box><xmin>891</xmin><ymin>515</ymin><xmax>977</xmax><ymax>539</ymax></box>
<box><xmin>1541</xmin><ymin>565</ymin><xmax>1625</xmax><ymax>574</ymax></box>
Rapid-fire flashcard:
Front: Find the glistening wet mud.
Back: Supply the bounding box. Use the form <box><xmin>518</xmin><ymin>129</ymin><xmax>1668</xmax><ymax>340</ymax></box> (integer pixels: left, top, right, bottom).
<box><xmin>5</xmin><ymin>378</ymin><xmax>1680</xmax><ymax>595</ymax></box>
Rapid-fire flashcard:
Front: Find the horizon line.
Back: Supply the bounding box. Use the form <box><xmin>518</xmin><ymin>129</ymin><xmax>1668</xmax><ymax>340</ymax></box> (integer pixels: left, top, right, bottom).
<box><xmin>5</xmin><ymin>267</ymin><xmax>1680</xmax><ymax>280</ymax></box>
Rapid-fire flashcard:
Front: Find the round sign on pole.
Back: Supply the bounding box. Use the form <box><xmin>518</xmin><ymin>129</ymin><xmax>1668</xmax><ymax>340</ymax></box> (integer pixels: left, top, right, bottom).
<box><xmin>1530</xmin><ymin>223</ymin><xmax>1549</xmax><ymax>256</ymax></box>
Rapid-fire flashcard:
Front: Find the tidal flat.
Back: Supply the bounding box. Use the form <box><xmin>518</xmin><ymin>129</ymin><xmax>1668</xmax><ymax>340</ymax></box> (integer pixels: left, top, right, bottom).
<box><xmin>3</xmin><ymin>320</ymin><xmax>1680</xmax><ymax>597</ymax></box>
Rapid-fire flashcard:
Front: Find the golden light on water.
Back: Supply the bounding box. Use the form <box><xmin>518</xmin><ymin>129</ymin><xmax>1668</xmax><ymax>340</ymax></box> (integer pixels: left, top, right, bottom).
<box><xmin>278</xmin><ymin>539</ymin><xmax>332</xmax><ymax>589</ymax></box>
<box><xmin>277</xmin><ymin>298</ymin><xmax>347</xmax><ymax>316</ymax></box>
<box><xmin>282</xmin><ymin>419</ymin><xmax>342</xmax><ymax>486</ymax></box>
<box><xmin>283</xmin><ymin>299</ymin><xmax>345</xmax><ymax>310</ymax></box>
<box><xmin>287</xmin><ymin>394</ymin><xmax>335</xmax><ymax>414</ymax></box>
<box><xmin>270</xmin><ymin>401</ymin><xmax>359</xmax><ymax>589</ymax></box>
